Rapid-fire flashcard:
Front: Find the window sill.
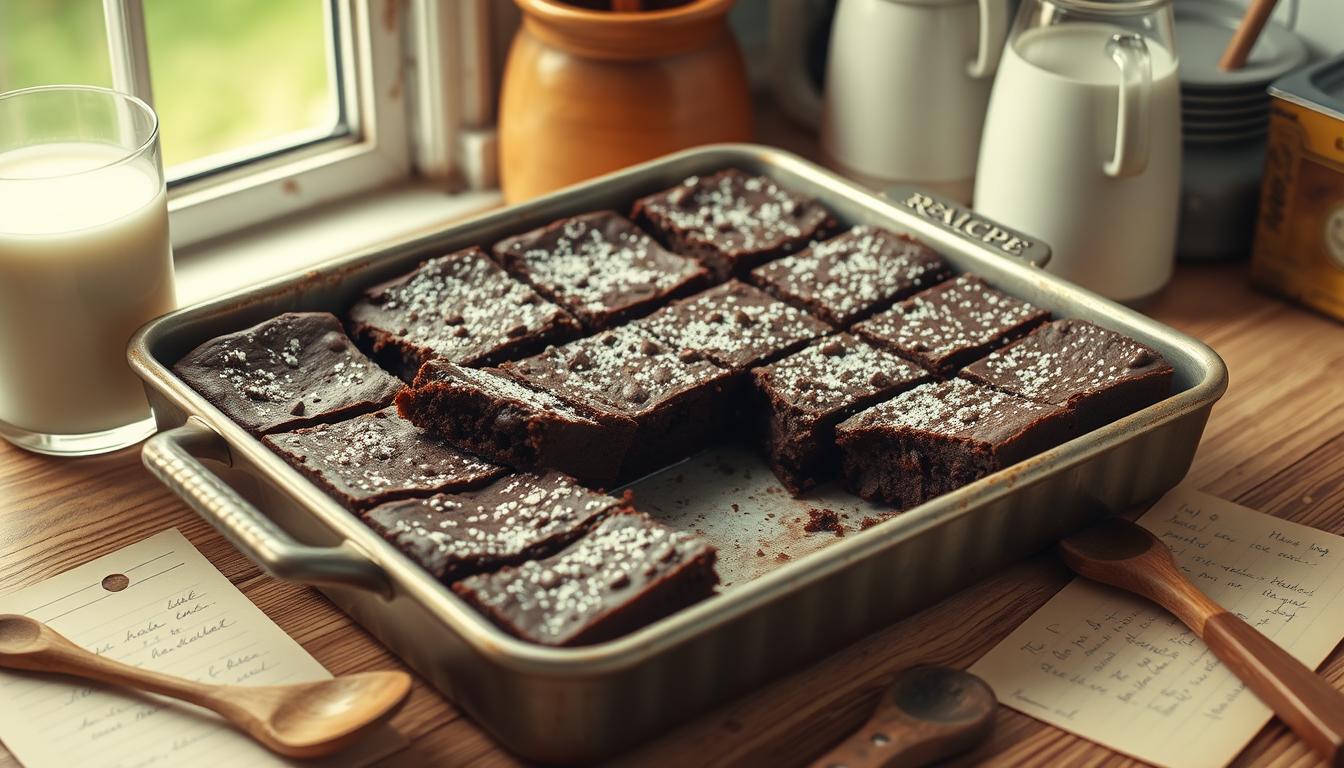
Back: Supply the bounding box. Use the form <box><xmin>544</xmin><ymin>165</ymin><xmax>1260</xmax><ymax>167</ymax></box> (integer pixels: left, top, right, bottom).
<box><xmin>173</xmin><ymin>181</ymin><xmax>501</xmax><ymax>306</ymax></box>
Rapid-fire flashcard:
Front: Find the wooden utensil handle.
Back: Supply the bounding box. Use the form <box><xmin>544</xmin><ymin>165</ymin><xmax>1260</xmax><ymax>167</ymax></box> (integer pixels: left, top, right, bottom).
<box><xmin>1203</xmin><ymin>612</ymin><xmax>1344</xmax><ymax>767</ymax></box>
<box><xmin>1218</xmin><ymin>0</ymin><xmax>1280</xmax><ymax>71</ymax></box>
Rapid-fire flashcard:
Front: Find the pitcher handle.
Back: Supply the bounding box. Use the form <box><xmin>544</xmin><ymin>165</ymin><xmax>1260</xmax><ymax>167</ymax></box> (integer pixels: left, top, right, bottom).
<box><xmin>1103</xmin><ymin>33</ymin><xmax>1152</xmax><ymax>178</ymax></box>
<box><xmin>968</xmin><ymin>0</ymin><xmax>1007</xmax><ymax>79</ymax></box>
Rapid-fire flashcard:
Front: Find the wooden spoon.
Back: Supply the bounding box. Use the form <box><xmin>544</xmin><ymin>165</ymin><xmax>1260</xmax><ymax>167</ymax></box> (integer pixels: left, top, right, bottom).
<box><xmin>1218</xmin><ymin>0</ymin><xmax>1280</xmax><ymax>71</ymax></box>
<box><xmin>0</xmin><ymin>614</ymin><xmax>411</xmax><ymax>758</ymax></box>
<box><xmin>808</xmin><ymin>665</ymin><xmax>996</xmax><ymax>768</ymax></box>
<box><xmin>1060</xmin><ymin>518</ymin><xmax>1344</xmax><ymax>767</ymax></box>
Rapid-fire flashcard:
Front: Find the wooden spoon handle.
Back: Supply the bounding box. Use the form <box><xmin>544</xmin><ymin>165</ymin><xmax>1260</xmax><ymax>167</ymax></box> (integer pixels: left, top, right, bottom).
<box><xmin>1</xmin><ymin>623</ymin><xmax>215</xmax><ymax>708</ymax></box>
<box><xmin>1203</xmin><ymin>612</ymin><xmax>1344</xmax><ymax>767</ymax></box>
<box><xmin>1218</xmin><ymin>0</ymin><xmax>1279</xmax><ymax>71</ymax></box>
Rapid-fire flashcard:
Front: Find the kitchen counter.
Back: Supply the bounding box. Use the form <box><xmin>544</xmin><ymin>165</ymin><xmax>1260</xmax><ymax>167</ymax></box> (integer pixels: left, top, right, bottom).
<box><xmin>2</xmin><ymin>265</ymin><xmax>1343</xmax><ymax>767</ymax></box>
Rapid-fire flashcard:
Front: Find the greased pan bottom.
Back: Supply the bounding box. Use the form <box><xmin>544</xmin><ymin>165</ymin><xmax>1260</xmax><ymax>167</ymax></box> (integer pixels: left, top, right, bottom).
<box><xmin>132</xmin><ymin>144</ymin><xmax>1226</xmax><ymax>762</ymax></box>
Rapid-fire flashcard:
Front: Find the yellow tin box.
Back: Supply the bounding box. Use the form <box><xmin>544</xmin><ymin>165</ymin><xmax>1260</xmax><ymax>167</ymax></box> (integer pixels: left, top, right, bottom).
<box><xmin>1252</xmin><ymin>54</ymin><xmax>1344</xmax><ymax>322</ymax></box>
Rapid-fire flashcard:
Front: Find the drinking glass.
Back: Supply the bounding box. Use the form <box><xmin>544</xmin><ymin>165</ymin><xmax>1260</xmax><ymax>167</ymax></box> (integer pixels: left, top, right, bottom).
<box><xmin>0</xmin><ymin>85</ymin><xmax>176</xmax><ymax>456</ymax></box>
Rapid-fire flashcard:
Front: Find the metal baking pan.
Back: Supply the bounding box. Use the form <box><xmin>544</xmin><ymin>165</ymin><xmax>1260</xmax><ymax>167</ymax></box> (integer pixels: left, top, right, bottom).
<box><xmin>128</xmin><ymin>144</ymin><xmax>1227</xmax><ymax>763</ymax></box>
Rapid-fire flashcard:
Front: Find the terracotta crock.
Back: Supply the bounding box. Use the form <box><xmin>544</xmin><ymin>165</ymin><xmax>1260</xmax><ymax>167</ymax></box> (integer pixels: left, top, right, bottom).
<box><xmin>498</xmin><ymin>0</ymin><xmax>753</xmax><ymax>202</ymax></box>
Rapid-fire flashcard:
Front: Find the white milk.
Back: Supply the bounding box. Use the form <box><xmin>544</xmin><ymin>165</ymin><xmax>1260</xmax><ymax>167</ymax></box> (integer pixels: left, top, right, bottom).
<box><xmin>0</xmin><ymin>142</ymin><xmax>175</xmax><ymax>435</ymax></box>
<box><xmin>975</xmin><ymin>23</ymin><xmax>1182</xmax><ymax>301</ymax></box>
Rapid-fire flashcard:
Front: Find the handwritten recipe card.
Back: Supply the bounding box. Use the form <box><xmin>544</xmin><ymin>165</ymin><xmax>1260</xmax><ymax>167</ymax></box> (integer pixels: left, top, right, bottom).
<box><xmin>0</xmin><ymin>529</ymin><xmax>403</xmax><ymax>768</ymax></box>
<box><xmin>971</xmin><ymin>486</ymin><xmax>1344</xmax><ymax>768</ymax></box>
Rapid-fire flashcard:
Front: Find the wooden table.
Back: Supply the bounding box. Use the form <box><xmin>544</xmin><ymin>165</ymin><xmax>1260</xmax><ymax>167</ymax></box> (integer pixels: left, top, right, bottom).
<box><xmin>3</xmin><ymin>264</ymin><xmax>1343</xmax><ymax>767</ymax></box>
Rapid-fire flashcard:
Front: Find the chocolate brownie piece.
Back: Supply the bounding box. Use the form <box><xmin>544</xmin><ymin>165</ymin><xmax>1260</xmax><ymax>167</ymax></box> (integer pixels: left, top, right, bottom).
<box><xmin>502</xmin><ymin>326</ymin><xmax>738</xmax><ymax>478</ymax></box>
<box><xmin>492</xmin><ymin>211</ymin><xmax>709</xmax><ymax>331</ymax></box>
<box><xmin>362</xmin><ymin>471</ymin><xmax>629</xmax><ymax>582</ymax></box>
<box><xmin>835</xmin><ymin>378</ymin><xmax>1074</xmax><ymax>509</ymax></box>
<box><xmin>853</xmin><ymin>274</ymin><xmax>1049</xmax><ymax>375</ymax></box>
<box><xmin>631</xmin><ymin>169</ymin><xmax>835</xmax><ymax>280</ymax></box>
<box><xmin>960</xmin><ymin>319</ymin><xmax>1174</xmax><ymax>430</ymax></box>
<box><xmin>395</xmin><ymin>360</ymin><xmax>637</xmax><ymax>488</ymax></box>
<box><xmin>452</xmin><ymin>510</ymin><xmax>718</xmax><ymax>646</ymax></box>
<box><xmin>750</xmin><ymin>226</ymin><xmax>953</xmax><ymax>326</ymax></box>
<box><xmin>752</xmin><ymin>334</ymin><xmax>930</xmax><ymax>495</ymax></box>
<box><xmin>173</xmin><ymin>312</ymin><xmax>403</xmax><ymax>435</ymax></box>
<box><xmin>263</xmin><ymin>406</ymin><xmax>505</xmax><ymax>510</ymax></box>
<box><xmin>346</xmin><ymin>247</ymin><xmax>580</xmax><ymax>380</ymax></box>
<box><xmin>636</xmin><ymin>280</ymin><xmax>832</xmax><ymax>371</ymax></box>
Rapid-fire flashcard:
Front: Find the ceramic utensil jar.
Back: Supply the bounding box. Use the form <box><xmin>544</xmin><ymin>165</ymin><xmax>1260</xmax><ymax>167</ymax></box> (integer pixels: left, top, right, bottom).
<box><xmin>499</xmin><ymin>0</ymin><xmax>752</xmax><ymax>202</ymax></box>
<box><xmin>820</xmin><ymin>0</ymin><xmax>1008</xmax><ymax>203</ymax></box>
<box><xmin>975</xmin><ymin>0</ymin><xmax>1182</xmax><ymax>303</ymax></box>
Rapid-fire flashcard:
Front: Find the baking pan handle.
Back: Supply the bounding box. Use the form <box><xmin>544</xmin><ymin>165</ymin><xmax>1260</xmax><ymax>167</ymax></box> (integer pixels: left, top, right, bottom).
<box><xmin>881</xmin><ymin>185</ymin><xmax>1052</xmax><ymax>268</ymax></box>
<box><xmin>142</xmin><ymin>419</ymin><xmax>393</xmax><ymax>598</ymax></box>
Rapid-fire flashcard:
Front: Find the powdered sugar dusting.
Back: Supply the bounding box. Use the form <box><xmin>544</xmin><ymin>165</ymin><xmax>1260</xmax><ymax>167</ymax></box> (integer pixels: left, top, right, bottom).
<box><xmin>752</xmin><ymin>225</ymin><xmax>952</xmax><ymax>326</ymax></box>
<box><xmin>455</xmin><ymin>512</ymin><xmax>713</xmax><ymax>645</ymax></box>
<box><xmin>840</xmin><ymin>378</ymin><xmax>1062</xmax><ymax>441</ymax></box>
<box><xmin>755</xmin><ymin>334</ymin><xmax>928</xmax><ymax>419</ymax></box>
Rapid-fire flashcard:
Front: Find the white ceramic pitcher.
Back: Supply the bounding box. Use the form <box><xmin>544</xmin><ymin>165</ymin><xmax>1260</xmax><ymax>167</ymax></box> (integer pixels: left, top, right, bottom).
<box><xmin>821</xmin><ymin>0</ymin><xmax>1008</xmax><ymax>203</ymax></box>
<box><xmin>974</xmin><ymin>0</ymin><xmax>1182</xmax><ymax>302</ymax></box>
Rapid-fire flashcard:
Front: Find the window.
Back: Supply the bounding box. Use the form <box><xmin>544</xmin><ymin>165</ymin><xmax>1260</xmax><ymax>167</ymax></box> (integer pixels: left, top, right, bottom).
<box><xmin>2</xmin><ymin>0</ymin><xmax>494</xmax><ymax>249</ymax></box>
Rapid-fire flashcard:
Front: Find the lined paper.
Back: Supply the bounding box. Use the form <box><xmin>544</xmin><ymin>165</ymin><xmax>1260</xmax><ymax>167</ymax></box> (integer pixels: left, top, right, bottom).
<box><xmin>971</xmin><ymin>486</ymin><xmax>1344</xmax><ymax>768</ymax></box>
<box><xmin>0</xmin><ymin>529</ymin><xmax>404</xmax><ymax>768</ymax></box>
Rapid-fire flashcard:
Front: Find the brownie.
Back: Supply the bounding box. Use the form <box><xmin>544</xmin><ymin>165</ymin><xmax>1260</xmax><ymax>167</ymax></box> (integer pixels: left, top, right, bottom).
<box><xmin>173</xmin><ymin>312</ymin><xmax>403</xmax><ymax>435</ymax></box>
<box><xmin>491</xmin><ymin>211</ymin><xmax>709</xmax><ymax>331</ymax></box>
<box><xmin>752</xmin><ymin>334</ymin><xmax>930</xmax><ymax>495</ymax></box>
<box><xmin>853</xmin><ymin>274</ymin><xmax>1049</xmax><ymax>375</ymax></box>
<box><xmin>631</xmin><ymin>169</ymin><xmax>835</xmax><ymax>280</ymax></box>
<box><xmin>362</xmin><ymin>471</ymin><xmax>629</xmax><ymax>582</ymax></box>
<box><xmin>452</xmin><ymin>510</ymin><xmax>719</xmax><ymax>646</ymax></box>
<box><xmin>263</xmin><ymin>407</ymin><xmax>505</xmax><ymax>510</ymax></box>
<box><xmin>960</xmin><ymin>319</ymin><xmax>1174</xmax><ymax>430</ymax></box>
<box><xmin>635</xmin><ymin>280</ymin><xmax>832</xmax><ymax>371</ymax></box>
<box><xmin>835</xmin><ymin>378</ymin><xmax>1074</xmax><ymax>509</ymax></box>
<box><xmin>503</xmin><ymin>325</ymin><xmax>738</xmax><ymax>478</ymax></box>
<box><xmin>395</xmin><ymin>360</ymin><xmax>637</xmax><ymax>488</ymax></box>
<box><xmin>750</xmin><ymin>226</ymin><xmax>953</xmax><ymax>326</ymax></box>
<box><xmin>346</xmin><ymin>247</ymin><xmax>580</xmax><ymax>380</ymax></box>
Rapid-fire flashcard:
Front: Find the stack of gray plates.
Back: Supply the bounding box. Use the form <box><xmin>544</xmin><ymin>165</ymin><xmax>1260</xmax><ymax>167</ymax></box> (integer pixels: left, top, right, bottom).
<box><xmin>1175</xmin><ymin>0</ymin><xmax>1309</xmax><ymax>261</ymax></box>
<box><xmin>1177</xmin><ymin>0</ymin><xmax>1308</xmax><ymax>145</ymax></box>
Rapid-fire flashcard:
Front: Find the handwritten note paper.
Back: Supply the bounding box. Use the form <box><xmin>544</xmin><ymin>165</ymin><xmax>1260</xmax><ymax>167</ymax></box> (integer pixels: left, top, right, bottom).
<box><xmin>970</xmin><ymin>486</ymin><xmax>1344</xmax><ymax>768</ymax></box>
<box><xmin>0</xmin><ymin>529</ymin><xmax>403</xmax><ymax>768</ymax></box>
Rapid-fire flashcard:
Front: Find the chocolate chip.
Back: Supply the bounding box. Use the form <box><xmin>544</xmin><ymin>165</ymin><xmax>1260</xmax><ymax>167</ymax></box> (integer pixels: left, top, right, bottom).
<box><xmin>599</xmin><ymin>332</ymin><xmax>617</xmax><ymax>346</ymax></box>
<box><xmin>908</xmin><ymin>340</ymin><xmax>928</xmax><ymax>352</ymax></box>
<box><xmin>289</xmin><ymin>401</ymin><xmax>306</xmax><ymax>416</ymax></box>
<box><xmin>407</xmin><ymin>310</ymin><xmax>419</xmax><ymax>322</ymax></box>
<box><xmin>1127</xmin><ymin>348</ymin><xmax>1155</xmax><ymax>369</ymax></box>
<box><xmin>505</xmin><ymin>323</ymin><xmax>527</xmax><ymax>338</ymax></box>
<box><xmin>537</xmin><ymin>569</ymin><xmax>560</xmax><ymax>589</ymax></box>
<box><xmin>639</xmin><ymin>339</ymin><xmax>661</xmax><ymax>355</ymax></box>
<box><xmin>677</xmin><ymin>348</ymin><xmax>701</xmax><ymax>363</ymax></box>
<box><xmin>443</xmin><ymin>312</ymin><xmax>464</xmax><ymax>325</ymax></box>
<box><xmin>869</xmin><ymin>371</ymin><xmax>892</xmax><ymax>388</ymax></box>
<box><xmin>955</xmin><ymin>407</ymin><xmax>980</xmax><ymax>424</ymax></box>
<box><xmin>622</xmin><ymin>381</ymin><xmax>649</xmax><ymax>404</ymax></box>
<box><xmin>452</xmin><ymin>326</ymin><xmax>469</xmax><ymax>338</ymax></box>
<box><xmin>819</xmin><ymin>340</ymin><xmax>845</xmax><ymax>357</ymax></box>
<box><xmin>574</xmin><ymin>276</ymin><xmax>589</xmax><ymax>289</ymax></box>
<box><xmin>733</xmin><ymin>309</ymin><xmax>754</xmax><ymax>327</ymax></box>
<box><xmin>607</xmin><ymin>572</ymin><xmax>630</xmax><ymax>590</ymax></box>
<box><xmin>518</xmin><ymin>293</ymin><xmax>537</xmax><ymax>305</ymax></box>
<box><xmin>706</xmin><ymin>310</ymin><xmax>725</xmax><ymax>323</ymax></box>
<box><xmin>568</xmin><ymin>349</ymin><xmax>592</xmax><ymax>370</ymax></box>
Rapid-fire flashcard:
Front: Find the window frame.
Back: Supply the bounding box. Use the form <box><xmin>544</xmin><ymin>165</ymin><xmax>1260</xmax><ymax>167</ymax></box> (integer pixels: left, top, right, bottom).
<box><xmin>102</xmin><ymin>0</ymin><xmax>417</xmax><ymax>249</ymax></box>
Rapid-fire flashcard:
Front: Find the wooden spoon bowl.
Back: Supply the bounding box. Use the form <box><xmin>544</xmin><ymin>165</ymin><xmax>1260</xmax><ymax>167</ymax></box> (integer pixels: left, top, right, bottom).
<box><xmin>0</xmin><ymin>614</ymin><xmax>410</xmax><ymax>758</ymax></box>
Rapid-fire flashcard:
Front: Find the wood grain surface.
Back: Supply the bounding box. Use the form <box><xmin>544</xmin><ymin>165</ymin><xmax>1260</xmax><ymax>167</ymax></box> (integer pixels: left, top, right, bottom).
<box><xmin>3</xmin><ymin>265</ymin><xmax>1343</xmax><ymax>768</ymax></box>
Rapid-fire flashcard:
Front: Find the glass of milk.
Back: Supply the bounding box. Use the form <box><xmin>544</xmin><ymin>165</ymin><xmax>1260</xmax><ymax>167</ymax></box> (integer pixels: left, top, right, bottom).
<box><xmin>0</xmin><ymin>85</ymin><xmax>176</xmax><ymax>456</ymax></box>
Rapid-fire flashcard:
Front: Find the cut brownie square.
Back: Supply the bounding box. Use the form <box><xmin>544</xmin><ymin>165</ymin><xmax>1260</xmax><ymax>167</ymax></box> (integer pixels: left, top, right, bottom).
<box><xmin>491</xmin><ymin>211</ymin><xmax>709</xmax><ymax>330</ymax></box>
<box><xmin>631</xmin><ymin>169</ymin><xmax>836</xmax><ymax>280</ymax></box>
<box><xmin>263</xmin><ymin>406</ymin><xmax>505</xmax><ymax>510</ymax></box>
<box><xmin>452</xmin><ymin>510</ymin><xmax>718</xmax><ymax>646</ymax></box>
<box><xmin>960</xmin><ymin>319</ymin><xmax>1174</xmax><ymax>430</ymax></box>
<box><xmin>362</xmin><ymin>470</ymin><xmax>629</xmax><ymax>582</ymax></box>
<box><xmin>853</xmin><ymin>274</ymin><xmax>1049</xmax><ymax>375</ymax></box>
<box><xmin>346</xmin><ymin>247</ymin><xmax>580</xmax><ymax>380</ymax></box>
<box><xmin>502</xmin><ymin>325</ymin><xmax>738</xmax><ymax>478</ymax></box>
<box><xmin>752</xmin><ymin>334</ymin><xmax>930</xmax><ymax>495</ymax></box>
<box><xmin>749</xmin><ymin>226</ymin><xmax>953</xmax><ymax>326</ymax></box>
<box><xmin>173</xmin><ymin>312</ymin><xmax>403</xmax><ymax>435</ymax></box>
<box><xmin>395</xmin><ymin>360</ymin><xmax>637</xmax><ymax>488</ymax></box>
<box><xmin>636</xmin><ymin>280</ymin><xmax>832</xmax><ymax>371</ymax></box>
<box><xmin>835</xmin><ymin>378</ymin><xmax>1074</xmax><ymax>509</ymax></box>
